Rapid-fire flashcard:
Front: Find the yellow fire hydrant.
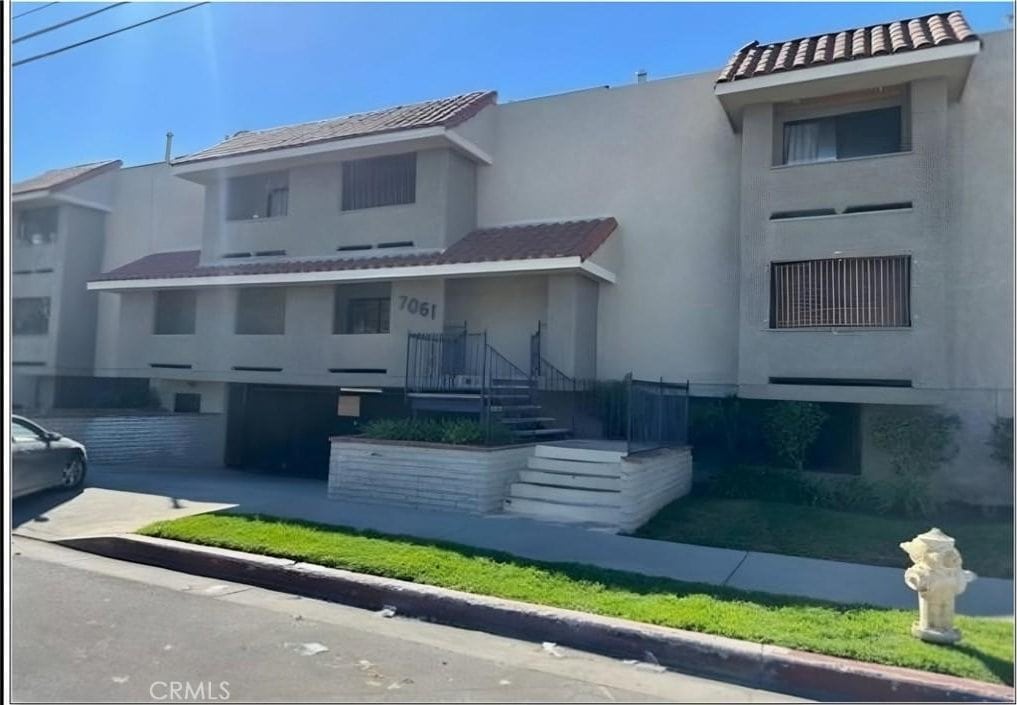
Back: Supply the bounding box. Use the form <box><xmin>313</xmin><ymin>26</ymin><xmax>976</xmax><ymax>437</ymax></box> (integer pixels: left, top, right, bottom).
<box><xmin>900</xmin><ymin>528</ymin><xmax>976</xmax><ymax>644</ymax></box>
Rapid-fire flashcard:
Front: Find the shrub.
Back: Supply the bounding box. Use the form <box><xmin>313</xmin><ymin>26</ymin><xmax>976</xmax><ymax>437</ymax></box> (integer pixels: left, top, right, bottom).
<box><xmin>691</xmin><ymin>395</ymin><xmax>741</xmax><ymax>460</ymax></box>
<box><xmin>814</xmin><ymin>476</ymin><xmax>889</xmax><ymax>514</ymax></box>
<box><xmin>869</xmin><ymin>407</ymin><xmax>961</xmax><ymax>517</ymax></box>
<box><xmin>361</xmin><ymin>417</ymin><xmax>513</xmax><ymax>446</ymax></box>
<box><xmin>989</xmin><ymin>417</ymin><xmax>1014</xmax><ymax>471</ymax></box>
<box><xmin>705</xmin><ymin>465</ymin><xmax>824</xmax><ymax>505</ymax></box>
<box><xmin>762</xmin><ymin>401</ymin><xmax>828</xmax><ymax>470</ymax></box>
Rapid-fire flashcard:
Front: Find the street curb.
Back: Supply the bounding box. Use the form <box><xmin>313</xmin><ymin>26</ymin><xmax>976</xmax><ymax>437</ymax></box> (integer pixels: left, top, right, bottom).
<box><xmin>58</xmin><ymin>533</ymin><xmax>1015</xmax><ymax>703</ymax></box>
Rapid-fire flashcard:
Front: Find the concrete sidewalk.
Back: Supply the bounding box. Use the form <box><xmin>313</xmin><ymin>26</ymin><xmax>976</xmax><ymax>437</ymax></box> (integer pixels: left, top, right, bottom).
<box><xmin>12</xmin><ymin>464</ymin><xmax>1014</xmax><ymax>617</ymax></box>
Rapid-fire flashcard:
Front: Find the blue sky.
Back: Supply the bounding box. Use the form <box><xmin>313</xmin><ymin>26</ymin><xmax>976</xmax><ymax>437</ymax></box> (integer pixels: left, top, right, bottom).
<box><xmin>11</xmin><ymin>2</ymin><xmax>1013</xmax><ymax>180</ymax></box>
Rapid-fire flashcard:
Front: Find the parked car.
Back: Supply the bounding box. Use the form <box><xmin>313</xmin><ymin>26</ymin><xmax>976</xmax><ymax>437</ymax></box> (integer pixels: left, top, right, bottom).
<box><xmin>11</xmin><ymin>415</ymin><xmax>87</xmax><ymax>499</ymax></box>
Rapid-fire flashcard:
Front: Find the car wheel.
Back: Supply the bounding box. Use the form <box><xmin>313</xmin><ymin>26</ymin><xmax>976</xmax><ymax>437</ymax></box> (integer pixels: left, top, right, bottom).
<box><xmin>60</xmin><ymin>455</ymin><xmax>87</xmax><ymax>489</ymax></box>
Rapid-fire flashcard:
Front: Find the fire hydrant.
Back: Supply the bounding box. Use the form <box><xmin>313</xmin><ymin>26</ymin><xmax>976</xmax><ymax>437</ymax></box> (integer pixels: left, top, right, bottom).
<box><xmin>900</xmin><ymin>528</ymin><xmax>976</xmax><ymax>644</ymax></box>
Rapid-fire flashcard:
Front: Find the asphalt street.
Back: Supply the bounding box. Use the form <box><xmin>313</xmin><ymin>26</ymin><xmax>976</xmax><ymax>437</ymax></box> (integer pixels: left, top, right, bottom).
<box><xmin>10</xmin><ymin>538</ymin><xmax>805</xmax><ymax>703</ymax></box>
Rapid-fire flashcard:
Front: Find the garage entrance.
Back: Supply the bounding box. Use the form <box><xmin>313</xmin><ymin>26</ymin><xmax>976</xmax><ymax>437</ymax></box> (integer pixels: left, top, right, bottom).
<box><xmin>225</xmin><ymin>383</ymin><xmax>404</xmax><ymax>478</ymax></box>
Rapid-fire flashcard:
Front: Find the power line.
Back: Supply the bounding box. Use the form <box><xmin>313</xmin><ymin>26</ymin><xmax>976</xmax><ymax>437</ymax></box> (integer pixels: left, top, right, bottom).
<box><xmin>14</xmin><ymin>2</ymin><xmax>129</xmax><ymax>44</ymax></box>
<box><xmin>12</xmin><ymin>2</ymin><xmax>58</xmax><ymax>20</ymax></box>
<box><xmin>13</xmin><ymin>2</ymin><xmax>208</xmax><ymax>67</ymax></box>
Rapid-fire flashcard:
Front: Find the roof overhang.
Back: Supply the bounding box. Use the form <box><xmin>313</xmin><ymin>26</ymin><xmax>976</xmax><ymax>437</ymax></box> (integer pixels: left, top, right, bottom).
<box><xmin>11</xmin><ymin>190</ymin><xmax>113</xmax><ymax>212</ymax></box>
<box><xmin>172</xmin><ymin>126</ymin><xmax>492</xmax><ymax>183</ymax></box>
<box><xmin>87</xmin><ymin>256</ymin><xmax>616</xmax><ymax>291</ymax></box>
<box><xmin>715</xmin><ymin>41</ymin><xmax>981</xmax><ymax>129</ymax></box>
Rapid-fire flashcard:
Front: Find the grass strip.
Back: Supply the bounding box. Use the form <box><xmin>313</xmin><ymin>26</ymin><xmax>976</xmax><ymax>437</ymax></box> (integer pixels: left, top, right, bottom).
<box><xmin>139</xmin><ymin>512</ymin><xmax>1014</xmax><ymax>685</ymax></box>
<box><xmin>635</xmin><ymin>497</ymin><xmax>1014</xmax><ymax>579</ymax></box>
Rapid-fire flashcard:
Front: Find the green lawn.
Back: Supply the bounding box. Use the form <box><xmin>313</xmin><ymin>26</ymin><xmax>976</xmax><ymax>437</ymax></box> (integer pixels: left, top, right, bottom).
<box><xmin>140</xmin><ymin>512</ymin><xmax>1013</xmax><ymax>685</ymax></box>
<box><xmin>634</xmin><ymin>497</ymin><xmax>1014</xmax><ymax>579</ymax></box>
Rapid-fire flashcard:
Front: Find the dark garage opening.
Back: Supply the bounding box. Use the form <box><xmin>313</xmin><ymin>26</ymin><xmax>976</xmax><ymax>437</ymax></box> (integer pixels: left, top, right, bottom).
<box><xmin>224</xmin><ymin>383</ymin><xmax>404</xmax><ymax>478</ymax></box>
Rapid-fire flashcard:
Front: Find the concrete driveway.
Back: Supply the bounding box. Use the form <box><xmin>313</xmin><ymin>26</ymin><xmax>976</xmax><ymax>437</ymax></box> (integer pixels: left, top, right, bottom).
<box><xmin>12</xmin><ymin>464</ymin><xmax>329</xmax><ymax>541</ymax></box>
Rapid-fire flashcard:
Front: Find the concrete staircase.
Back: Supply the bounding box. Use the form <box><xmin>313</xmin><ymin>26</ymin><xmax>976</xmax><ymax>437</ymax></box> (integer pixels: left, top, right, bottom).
<box><xmin>503</xmin><ymin>441</ymin><xmax>626</xmax><ymax>526</ymax></box>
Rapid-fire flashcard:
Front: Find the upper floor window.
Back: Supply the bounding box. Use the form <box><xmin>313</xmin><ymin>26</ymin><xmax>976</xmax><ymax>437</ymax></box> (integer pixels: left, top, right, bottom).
<box><xmin>235</xmin><ymin>287</ymin><xmax>286</xmax><ymax>335</ymax></box>
<box><xmin>333</xmin><ymin>283</ymin><xmax>391</xmax><ymax>334</ymax></box>
<box><xmin>13</xmin><ymin>297</ymin><xmax>50</xmax><ymax>335</ymax></box>
<box><xmin>154</xmin><ymin>290</ymin><xmax>197</xmax><ymax>335</ymax></box>
<box><xmin>16</xmin><ymin>207</ymin><xmax>58</xmax><ymax>245</ymax></box>
<box><xmin>342</xmin><ymin>153</ymin><xmax>416</xmax><ymax>211</ymax></box>
<box><xmin>226</xmin><ymin>171</ymin><xmax>289</xmax><ymax>220</ymax></box>
<box><xmin>770</xmin><ymin>255</ymin><xmax>911</xmax><ymax>329</ymax></box>
<box><xmin>782</xmin><ymin>107</ymin><xmax>903</xmax><ymax>165</ymax></box>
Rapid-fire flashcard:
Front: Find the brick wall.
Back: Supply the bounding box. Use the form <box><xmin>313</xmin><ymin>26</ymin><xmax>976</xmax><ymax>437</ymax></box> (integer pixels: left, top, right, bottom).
<box><xmin>35</xmin><ymin>413</ymin><xmax>226</xmax><ymax>468</ymax></box>
<box><xmin>329</xmin><ymin>438</ymin><xmax>533</xmax><ymax>513</ymax></box>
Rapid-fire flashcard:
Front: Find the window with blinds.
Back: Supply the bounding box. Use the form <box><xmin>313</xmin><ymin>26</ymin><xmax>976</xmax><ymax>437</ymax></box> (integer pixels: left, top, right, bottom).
<box><xmin>341</xmin><ymin>153</ymin><xmax>416</xmax><ymax>211</ymax></box>
<box><xmin>770</xmin><ymin>256</ymin><xmax>911</xmax><ymax>329</ymax></box>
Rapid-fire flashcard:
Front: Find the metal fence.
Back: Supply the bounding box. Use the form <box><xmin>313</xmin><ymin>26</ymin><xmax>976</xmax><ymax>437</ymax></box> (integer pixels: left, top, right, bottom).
<box><xmin>624</xmin><ymin>374</ymin><xmax>690</xmax><ymax>454</ymax></box>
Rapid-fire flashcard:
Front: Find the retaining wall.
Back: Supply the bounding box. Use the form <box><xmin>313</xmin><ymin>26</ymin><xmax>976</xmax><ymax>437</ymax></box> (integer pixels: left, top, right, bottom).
<box><xmin>329</xmin><ymin>438</ymin><xmax>534</xmax><ymax>514</ymax></box>
<box><xmin>619</xmin><ymin>447</ymin><xmax>694</xmax><ymax>532</ymax></box>
<box><xmin>34</xmin><ymin>412</ymin><xmax>226</xmax><ymax>468</ymax></box>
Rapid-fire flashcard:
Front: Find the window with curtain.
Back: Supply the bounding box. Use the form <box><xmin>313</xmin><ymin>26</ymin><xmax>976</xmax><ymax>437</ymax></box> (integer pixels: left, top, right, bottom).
<box><xmin>226</xmin><ymin>171</ymin><xmax>289</xmax><ymax>220</ymax></box>
<box><xmin>16</xmin><ymin>207</ymin><xmax>58</xmax><ymax>245</ymax></box>
<box><xmin>235</xmin><ymin>287</ymin><xmax>286</xmax><ymax>334</ymax></box>
<box><xmin>154</xmin><ymin>290</ymin><xmax>197</xmax><ymax>335</ymax></box>
<box><xmin>13</xmin><ymin>297</ymin><xmax>51</xmax><ymax>335</ymax></box>
<box><xmin>782</xmin><ymin>107</ymin><xmax>902</xmax><ymax>165</ymax></box>
<box><xmin>770</xmin><ymin>256</ymin><xmax>911</xmax><ymax>328</ymax></box>
<box><xmin>341</xmin><ymin>153</ymin><xmax>416</xmax><ymax>211</ymax></box>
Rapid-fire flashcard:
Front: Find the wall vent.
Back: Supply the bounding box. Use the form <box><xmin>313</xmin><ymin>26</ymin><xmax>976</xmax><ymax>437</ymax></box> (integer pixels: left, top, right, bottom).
<box><xmin>13</xmin><ymin>269</ymin><xmax>33</xmax><ymax>275</ymax></box>
<box><xmin>337</xmin><ymin>244</ymin><xmax>373</xmax><ymax>252</ymax></box>
<box><xmin>12</xmin><ymin>361</ymin><xmax>45</xmax><ymax>367</ymax></box>
<box><xmin>232</xmin><ymin>365</ymin><xmax>282</xmax><ymax>372</ymax></box>
<box><xmin>150</xmin><ymin>363</ymin><xmax>193</xmax><ymax>369</ymax></box>
<box><xmin>329</xmin><ymin>367</ymin><xmax>387</xmax><ymax>374</ymax></box>
<box><xmin>221</xmin><ymin>252</ymin><xmax>252</xmax><ymax>259</ymax></box>
<box><xmin>769</xmin><ymin>376</ymin><xmax>912</xmax><ymax>388</ymax></box>
<box><xmin>34</xmin><ymin>267</ymin><xmax>54</xmax><ymax>273</ymax></box>
<box><xmin>842</xmin><ymin>202</ymin><xmax>913</xmax><ymax>214</ymax></box>
<box><xmin>770</xmin><ymin>208</ymin><xmax>837</xmax><ymax>220</ymax></box>
<box><xmin>254</xmin><ymin>250</ymin><xmax>286</xmax><ymax>257</ymax></box>
<box><xmin>377</xmin><ymin>241</ymin><xmax>414</xmax><ymax>249</ymax></box>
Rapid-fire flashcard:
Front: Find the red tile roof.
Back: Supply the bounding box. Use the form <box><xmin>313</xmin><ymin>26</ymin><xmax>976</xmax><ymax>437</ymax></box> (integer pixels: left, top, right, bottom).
<box><xmin>92</xmin><ymin>218</ymin><xmax>617</xmax><ymax>283</ymax></box>
<box><xmin>174</xmin><ymin>91</ymin><xmax>497</xmax><ymax>165</ymax></box>
<box><xmin>716</xmin><ymin>11</ymin><xmax>978</xmax><ymax>84</ymax></box>
<box><xmin>13</xmin><ymin>160</ymin><xmax>122</xmax><ymax>195</ymax></box>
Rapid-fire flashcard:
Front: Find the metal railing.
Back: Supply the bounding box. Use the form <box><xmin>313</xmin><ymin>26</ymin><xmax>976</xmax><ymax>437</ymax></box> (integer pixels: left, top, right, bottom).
<box><xmin>405</xmin><ymin>329</ymin><xmax>529</xmax><ymax>394</ymax></box>
<box><xmin>624</xmin><ymin>373</ymin><xmax>690</xmax><ymax>454</ymax></box>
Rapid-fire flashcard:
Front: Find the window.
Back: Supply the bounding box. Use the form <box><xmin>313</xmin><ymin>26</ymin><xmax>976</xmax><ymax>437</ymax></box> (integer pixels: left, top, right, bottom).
<box><xmin>782</xmin><ymin>107</ymin><xmax>902</xmax><ymax>165</ymax></box>
<box><xmin>226</xmin><ymin>171</ymin><xmax>289</xmax><ymax>220</ymax></box>
<box><xmin>770</xmin><ymin>256</ymin><xmax>911</xmax><ymax>328</ymax></box>
<box><xmin>154</xmin><ymin>290</ymin><xmax>197</xmax><ymax>335</ymax></box>
<box><xmin>13</xmin><ymin>297</ymin><xmax>50</xmax><ymax>335</ymax></box>
<box><xmin>16</xmin><ymin>207</ymin><xmax>58</xmax><ymax>245</ymax></box>
<box><xmin>173</xmin><ymin>393</ymin><xmax>201</xmax><ymax>413</ymax></box>
<box><xmin>333</xmin><ymin>283</ymin><xmax>391</xmax><ymax>334</ymax></box>
<box><xmin>235</xmin><ymin>287</ymin><xmax>286</xmax><ymax>334</ymax></box>
<box><xmin>342</xmin><ymin>153</ymin><xmax>416</xmax><ymax>211</ymax></box>
<box><xmin>11</xmin><ymin>419</ymin><xmax>42</xmax><ymax>442</ymax></box>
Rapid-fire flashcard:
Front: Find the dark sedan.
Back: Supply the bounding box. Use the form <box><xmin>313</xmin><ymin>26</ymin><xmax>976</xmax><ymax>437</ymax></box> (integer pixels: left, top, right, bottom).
<box><xmin>11</xmin><ymin>415</ymin><xmax>87</xmax><ymax>499</ymax></box>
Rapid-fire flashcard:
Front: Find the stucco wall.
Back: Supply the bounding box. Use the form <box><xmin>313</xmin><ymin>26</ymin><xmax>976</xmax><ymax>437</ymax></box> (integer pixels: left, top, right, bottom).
<box><xmin>328</xmin><ymin>438</ymin><xmax>533</xmax><ymax>513</ymax></box>
<box><xmin>197</xmin><ymin>147</ymin><xmax>475</xmax><ymax>261</ymax></box>
<box><xmin>476</xmin><ymin>73</ymin><xmax>741</xmax><ymax>390</ymax></box>
<box><xmin>35</xmin><ymin>412</ymin><xmax>226</xmax><ymax>468</ymax></box>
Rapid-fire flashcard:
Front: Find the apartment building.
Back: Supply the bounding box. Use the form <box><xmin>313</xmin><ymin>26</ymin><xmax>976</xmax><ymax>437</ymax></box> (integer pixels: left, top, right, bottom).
<box><xmin>77</xmin><ymin>12</ymin><xmax>1012</xmax><ymax>498</ymax></box>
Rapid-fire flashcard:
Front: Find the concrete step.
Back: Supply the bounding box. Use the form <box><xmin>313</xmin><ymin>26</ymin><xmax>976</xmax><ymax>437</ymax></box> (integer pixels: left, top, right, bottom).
<box><xmin>512</xmin><ymin>428</ymin><xmax>572</xmax><ymax>438</ymax></box>
<box><xmin>501</xmin><ymin>416</ymin><xmax>555</xmax><ymax>425</ymax></box>
<box><xmin>502</xmin><ymin>496</ymin><xmax>618</xmax><ymax>525</ymax></box>
<box><xmin>509</xmin><ymin>482</ymin><xmax>620</xmax><ymax>507</ymax></box>
<box><xmin>518</xmin><ymin>469</ymin><xmax>621</xmax><ymax>491</ymax></box>
<box><xmin>534</xmin><ymin>442</ymin><xmax>626</xmax><ymax>463</ymax></box>
<box><xmin>527</xmin><ymin>455</ymin><xmax>622</xmax><ymax>477</ymax></box>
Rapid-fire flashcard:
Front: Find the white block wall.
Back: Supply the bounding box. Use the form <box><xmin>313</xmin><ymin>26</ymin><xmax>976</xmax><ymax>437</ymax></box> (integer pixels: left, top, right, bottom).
<box><xmin>619</xmin><ymin>447</ymin><xmax>693</xmax><ymax>532</ymax></box>
<box><xmin>34</xmin><ymin>413</ymin><xmax>226</xmax><ymax>468</ymax></box>
<box><xmin>329</xmin><ymin>439</ymin><xmax>533</xmax><ymax>513</ymax></box>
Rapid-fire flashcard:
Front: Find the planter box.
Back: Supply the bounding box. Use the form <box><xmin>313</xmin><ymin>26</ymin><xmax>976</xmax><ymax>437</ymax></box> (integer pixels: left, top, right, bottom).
<box><xmin>328</xmin><ymin>437</ymin><xmax>534</xmax><ymax>514</ymax></box>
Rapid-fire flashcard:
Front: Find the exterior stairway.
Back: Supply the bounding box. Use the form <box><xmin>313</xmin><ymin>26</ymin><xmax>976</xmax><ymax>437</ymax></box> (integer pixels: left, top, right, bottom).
<box><xmin>488</xmin><ymin>377</ymin><xmax>570</xmax><ymax>442</ymax></box>
<box><xmin>502</xmin><ymin>441</ymin><xmax>626</xmax><ymax>525</ymax></box>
